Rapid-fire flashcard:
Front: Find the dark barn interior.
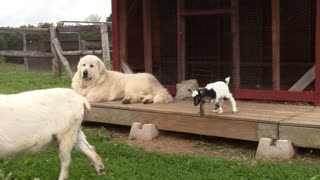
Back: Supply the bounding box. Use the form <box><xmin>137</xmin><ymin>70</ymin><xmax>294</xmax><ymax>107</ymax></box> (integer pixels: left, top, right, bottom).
<box><xmin>113</xmin><ymin>0</ymin><xmax>319</xmax><ymax>104</ymax></box>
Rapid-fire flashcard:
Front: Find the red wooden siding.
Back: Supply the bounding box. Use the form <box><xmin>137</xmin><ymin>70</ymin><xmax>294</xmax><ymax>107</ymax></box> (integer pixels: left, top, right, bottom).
<box><xmin>112</xmin><ymin>0</ymin><xmax>319</xmax><ymax>105</ymax></box>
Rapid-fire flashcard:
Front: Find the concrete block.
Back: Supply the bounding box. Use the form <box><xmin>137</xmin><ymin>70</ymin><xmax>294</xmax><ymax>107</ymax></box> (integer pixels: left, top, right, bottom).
<box><xmin>129</xmin><ymin>122</ymin><xmax>159</xmax><ymax>141</ymax></box>
<box><xmin>129</xmin><ymin>122</ymin><xmax>142</xmax><ymax>140</ymax></box>
<box><xmin>175</xmin><ymin>79</ymin><xmax>199</xmax><ymax>100</ymax></box>
<box><xmin>256</xmin><ymin>138</ymin><xmax>295</xmax><ymax>160</ymax></box>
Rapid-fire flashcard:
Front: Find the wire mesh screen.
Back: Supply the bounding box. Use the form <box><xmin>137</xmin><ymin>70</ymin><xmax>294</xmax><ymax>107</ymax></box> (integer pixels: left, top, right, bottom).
<box><xmin>126</xmin><ymin>0</ymin><xmax>144</xmax><ymax>73</ymax></box>
<box><xmin>152</xmin><ymin>0</ymin><xmax>178</xmax><ymax>85</ymax></box>
<box><xmin>184</xmin><ymin>0</ymin><xmax>230</xmax><ymax>11</ymax></box>
<box><xmin>280</xmin><ymin>0</ymin><xmax>315</xmax><ymax>91</ymax></box>
<box><xmin>184</xmin><ymin>14</ymin><xmax>232</xmax><ymax>86</ymax></box>
<box><xmin>238</xmin><ymin>0</ymin><xmax>272</xmax><ymax>90</ymax></box>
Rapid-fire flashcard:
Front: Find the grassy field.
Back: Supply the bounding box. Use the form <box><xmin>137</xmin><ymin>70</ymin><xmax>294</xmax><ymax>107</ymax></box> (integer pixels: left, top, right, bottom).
<box><xmin>0</xmin><ymin>63</ymin><xmax>70</xmax><ymax>94</ymax></box>
<box><xmin>1</xmin><ymin>63</ymin><xmax>320</xmax><ymax>179</ymax></box>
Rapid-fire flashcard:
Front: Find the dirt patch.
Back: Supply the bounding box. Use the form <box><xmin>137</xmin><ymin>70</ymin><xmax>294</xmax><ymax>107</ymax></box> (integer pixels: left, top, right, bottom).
<box><xmin>84</xmin><ymin>123</ymin><xmax>320</xmax><ymax>163</ymax></box>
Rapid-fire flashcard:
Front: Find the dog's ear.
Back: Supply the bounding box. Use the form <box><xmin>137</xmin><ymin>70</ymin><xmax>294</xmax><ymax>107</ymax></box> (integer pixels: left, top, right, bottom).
<box><xmin>97</xmin><ymin>59</ymin><xmax>107</xmax><ymax>75</ymax></box>
<box><xmin>77</xmin><ymin>59</ymin><xmax>83</xmax><ymax>69</ymax></box>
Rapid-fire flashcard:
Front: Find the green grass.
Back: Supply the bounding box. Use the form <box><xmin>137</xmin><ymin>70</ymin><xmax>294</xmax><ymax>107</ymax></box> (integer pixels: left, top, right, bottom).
<box><xmin>1</xmin><ymin>63</ymin><xmax>320</xmax><ymax>179</ymax></box>
<box><xmin>0</xmin><ymin>63</ymin><xmax>70</xmax><ymax>94</ymax></box>
<box><xmin>1</xmin><ymin>128</ymin><xmax>320</xmax><ymax>180</ymax></box>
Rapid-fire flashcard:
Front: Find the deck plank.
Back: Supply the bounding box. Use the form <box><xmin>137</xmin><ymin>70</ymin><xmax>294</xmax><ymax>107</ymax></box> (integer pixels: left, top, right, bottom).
<box><xmin>86</xmin><ymin>100</ymin><xmax>320</xmax><ymax>148</ymax></box>
<box><xmin>87</xmin><ymin>106</ymin><xmax>259</xmax><ymax>141</ymax></box>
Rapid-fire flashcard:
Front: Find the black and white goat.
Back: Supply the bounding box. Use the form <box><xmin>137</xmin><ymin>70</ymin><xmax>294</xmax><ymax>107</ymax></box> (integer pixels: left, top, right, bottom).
<box><xmin>189</xmin><ymin>77</ymin><xmax>238</xmax><ymax>114</ymax></box>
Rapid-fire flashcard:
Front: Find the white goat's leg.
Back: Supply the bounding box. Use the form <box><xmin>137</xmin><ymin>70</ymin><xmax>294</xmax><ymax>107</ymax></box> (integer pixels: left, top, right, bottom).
<box><xmin>58</xmin><ymin>146</ymin><xmax>72</xmax><ymax>180</ymax></box>
<box><xmin>212</xmin><ymin>100</ymin><xmax>219</xmax><ymax>113</ymax></box>
<box><xmin>212</xmin><ymin>99</ymin><xmax>223</xmax><ymax>113</ymax></box>
<box><xmin>218</xmin><ymin>99</ymin><xmax>224</xmax><ymax>114</ymax></box>
<box><xmin>228</xmin><ymin>97</ymin><xmax>238</xmax><ymax>113</ymax></box>
<box><xmin>58</xmin><ymin>128</ymin><xmax>78</xmax><ymax>180</ymax></box>
<box><xmin>76</xmin><ymin>130</ymin><xmax>105</xmax><ymax>175</ymax></box>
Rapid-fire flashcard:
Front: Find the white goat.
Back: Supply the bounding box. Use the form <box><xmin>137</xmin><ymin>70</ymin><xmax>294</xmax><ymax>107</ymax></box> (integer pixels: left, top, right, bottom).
<box><xmin>189</xmin><ymin>77</ymin><xmax>238</xmax><ymax>114</ymax></box>
<box><xmin>0</xmin><ymin>88</ymin><xmax>105</xmax><ymax>180</ymax></box>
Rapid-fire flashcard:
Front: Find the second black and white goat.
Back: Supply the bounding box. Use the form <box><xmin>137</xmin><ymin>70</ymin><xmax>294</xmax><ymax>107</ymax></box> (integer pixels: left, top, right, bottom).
<box><xmin>189</xmin><ymin>77</ymin><xmax>238</xmax><ymax>114</ymax></box>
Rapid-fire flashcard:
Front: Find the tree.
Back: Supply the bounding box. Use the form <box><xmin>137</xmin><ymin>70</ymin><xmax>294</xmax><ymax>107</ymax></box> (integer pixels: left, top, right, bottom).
<box><xmin>85</xmin><ymin>14</ymin><xmax>102</xmax><ymax>22</ymax></box>
<box><xmin>37</xmin><ymin>23</ymin><xmax>54</xmax><ymax>28</ymax></box>
<box><xmin>107</xmin><ymin>14</ymin><xmax>112</xmax><ymax>22</ymax></box>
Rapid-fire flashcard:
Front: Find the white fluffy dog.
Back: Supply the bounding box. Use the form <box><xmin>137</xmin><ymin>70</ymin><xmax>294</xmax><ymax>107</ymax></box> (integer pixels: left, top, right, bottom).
<box><xmin>72</xmin><ymin>55</ymin><xmax>173</xmax><ymax>104</ymax></box>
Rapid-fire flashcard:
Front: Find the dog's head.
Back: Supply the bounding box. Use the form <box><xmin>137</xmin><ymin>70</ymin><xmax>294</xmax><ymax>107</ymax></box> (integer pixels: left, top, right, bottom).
<box><xmin>77</xmin><ymin>55</ymin><xmax>107</xmax><ymax>82</ymax></box>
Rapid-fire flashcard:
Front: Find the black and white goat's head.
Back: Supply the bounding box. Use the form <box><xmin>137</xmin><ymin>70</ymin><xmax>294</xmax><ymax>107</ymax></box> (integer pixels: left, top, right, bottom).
<box><xmin>188</xmin><ymin>88</ymin><xmax>216</xmax><ymax>106</ymax></box>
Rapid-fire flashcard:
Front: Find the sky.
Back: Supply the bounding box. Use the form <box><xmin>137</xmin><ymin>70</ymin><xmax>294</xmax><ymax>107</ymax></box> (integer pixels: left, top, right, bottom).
<box><xmin>0</xmin><ymin>0</ymin><xmax>112</xmax><ymax>27</ymax></box>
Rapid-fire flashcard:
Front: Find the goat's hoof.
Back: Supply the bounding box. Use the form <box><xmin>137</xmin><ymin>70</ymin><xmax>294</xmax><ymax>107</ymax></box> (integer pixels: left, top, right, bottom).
<box><xmin>99</xmin><ymin>169</ymin><xmax>105</xmax><ymax>175</ymax></box>
<box><xmin>214</xmin><ymin>109</ymin><xmax>223</xmax><ymax>114</ymax></box>
<box><xmin>97</xmin><ymin>166</ymin><xmax>105</xmax><ymax>175</ymax></box>
<box><xmin>232</xmin><ymin>109</ymin><xmax>238</xmax><ymax>113</ymax></box>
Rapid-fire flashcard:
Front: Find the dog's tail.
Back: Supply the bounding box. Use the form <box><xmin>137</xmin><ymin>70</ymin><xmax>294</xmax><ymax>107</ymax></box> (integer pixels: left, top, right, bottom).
<box><xmin>225</xmin><ymin>77</ymin><xmax>231</xmax><ymax>86</ymax></box>
<box><xmin>82</xmin><ymin>96</ymin><xmax>91</xmax><ymax>113</ymax></box>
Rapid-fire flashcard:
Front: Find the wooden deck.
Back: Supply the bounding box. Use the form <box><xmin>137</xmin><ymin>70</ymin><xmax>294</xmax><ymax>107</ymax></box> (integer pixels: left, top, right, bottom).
<box><xmin>86</xmin><ymin>100</ymin><xmax>320</xmax><ymax>149</ymax></box>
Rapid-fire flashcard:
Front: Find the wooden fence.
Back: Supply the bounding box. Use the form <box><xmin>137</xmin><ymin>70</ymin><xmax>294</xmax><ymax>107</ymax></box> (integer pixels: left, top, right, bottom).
<box><xmin>0</xmin><ymin>24</ymin><xmax>111</xmax><ymax>79</ymax></box>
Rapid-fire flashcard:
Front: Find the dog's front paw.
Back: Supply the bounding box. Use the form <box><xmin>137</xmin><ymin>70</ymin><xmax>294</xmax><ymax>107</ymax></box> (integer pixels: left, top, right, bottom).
<box><xmin>122</xmin><ymin>96</ymin><xmax>132</xmax><ymax>104</ymax></box>
<box><xmin>122</xmin><ymin>98</ymin><xmax>131</xmax><ymax>104</ymax></box>
<box><xmin>142</xmin><ymin>99</ymin><xmax>153</xmax><ymax>104</ymax></box>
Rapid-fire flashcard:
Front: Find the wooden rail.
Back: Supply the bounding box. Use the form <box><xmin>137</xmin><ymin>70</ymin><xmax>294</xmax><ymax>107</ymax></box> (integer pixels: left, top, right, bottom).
<box><xmin>0</xmin><ymin>25</ymin><xmax>102</xmax><ymax>34</ymax></box>
<box><xmin>0</xmin><ymin>24</ymin><xmax>112</xmax><ymax>79</ymax></box>
<box><xmin>0</xmin><ymin>27</ymin><xmax>49</xmax><ymax>34</ymax></box>
<box><xmin>0</xmin><ymin>50</ymin><xmax>102</xmax><ymax>58</ymax></box>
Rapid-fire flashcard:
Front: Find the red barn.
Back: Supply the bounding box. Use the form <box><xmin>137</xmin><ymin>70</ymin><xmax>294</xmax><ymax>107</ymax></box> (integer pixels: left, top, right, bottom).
<box><xmin>111</xmin><ymin>0</ymin><xmax>320</xmax><ymax>105</ymax></box>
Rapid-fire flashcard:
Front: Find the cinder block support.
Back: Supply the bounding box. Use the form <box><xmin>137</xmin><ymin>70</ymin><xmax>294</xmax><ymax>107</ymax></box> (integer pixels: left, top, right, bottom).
<box><xmin>129</xmin><ymin>122</ymin><xmax>142</xmax><ymax>140</ymax></box>
<box><xmin>256</xmin><ymin>138</ymin><xmax>295</xmax><ymax>160</ymax></box>
<box><xmin>129</xmin><ymin>122</ymin><xmax>159</xmax><ymax>141</ymax></box>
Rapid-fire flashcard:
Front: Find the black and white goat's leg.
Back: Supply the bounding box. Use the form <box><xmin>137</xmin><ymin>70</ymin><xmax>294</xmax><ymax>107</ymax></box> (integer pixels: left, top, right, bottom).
<box><xmin>225</xmin><ymin>93</ymin><xmax>238</xmax><ymax>113</ymax></box>
<box><xmin>75</xmin><ymin>130</ymin><xmax>105</xmax><ymax>175</ymax></box>
<box><xmin>212</xmin><ymin>99</ymin><xmax>223</xmax><ymax>114</ymax></box>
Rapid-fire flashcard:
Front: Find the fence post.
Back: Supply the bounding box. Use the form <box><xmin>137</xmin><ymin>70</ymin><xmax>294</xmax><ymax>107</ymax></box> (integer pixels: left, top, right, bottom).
<box><xmin>50</xmin><ymin>27</ymin><xmax>61</xmax><ymax>77</ymax></box>
<box><xmin>22</xmin><ymin>33</ymin><xmax>29</xmax><ymax>73</ymax></box>
<box><xmin>101</xmin><ymin>24</ymin><xmax>112</xmax><ymax>70</ymax></box>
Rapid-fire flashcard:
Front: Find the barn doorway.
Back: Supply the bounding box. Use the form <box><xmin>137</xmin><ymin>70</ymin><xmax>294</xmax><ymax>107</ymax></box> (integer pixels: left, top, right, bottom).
<box><xmin>180</xmin><ymin>0</ymin><xmax>233</xmax><ymax>87</ymax></box>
